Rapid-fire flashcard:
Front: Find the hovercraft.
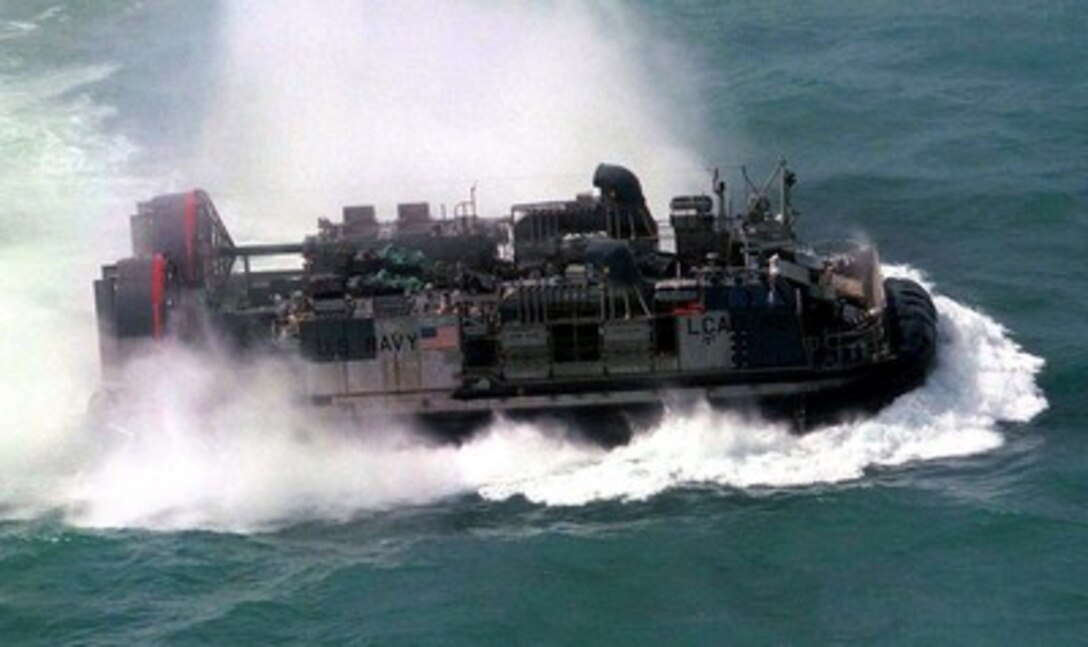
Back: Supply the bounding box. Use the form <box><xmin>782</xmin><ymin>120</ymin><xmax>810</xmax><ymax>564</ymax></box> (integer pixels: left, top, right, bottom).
<box><xmin>92</xmin><ymin>162</ymin><xmax>937</xmax><ymax>441</ymax></box>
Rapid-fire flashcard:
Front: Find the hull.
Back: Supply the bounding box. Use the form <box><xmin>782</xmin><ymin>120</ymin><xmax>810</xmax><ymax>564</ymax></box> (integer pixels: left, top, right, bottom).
<box><xmin>90</xmin><ymin>355</ymin><xmax>924</xmax><ymax>447</ymax></box>
<box><xmin>323</xmin><ymin>353</ymin><xmax>925</xmax><ymax>442</ymax></box>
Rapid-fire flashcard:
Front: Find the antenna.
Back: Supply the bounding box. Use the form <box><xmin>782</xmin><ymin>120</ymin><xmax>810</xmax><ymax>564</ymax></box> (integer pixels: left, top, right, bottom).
<box><xmin>760</xmin><ymin>162</ymin><xmax>781</xmax><ymax>196</ymax></box>
<box><xmin>779</xmin><ymin>158</ymin><xmax>798</xmax><ymax>228</ymax></box>
<box><xmin>712</xmin><ymin>167</ymin><xmax>726</xmax><ymax>220</ymax></box>
<box><xmin>453</xmin><ymin>180</ymin><xmax>479</xmax><ymax>223</ymax></box>
<box><xmin>741</xmin><ymin>165</ymin><xmax>757</xmax><ymax>196</ymax></box>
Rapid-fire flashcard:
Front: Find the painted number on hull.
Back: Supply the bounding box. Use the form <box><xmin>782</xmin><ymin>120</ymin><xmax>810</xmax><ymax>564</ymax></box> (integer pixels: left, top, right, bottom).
<box><xmin>686</xmin><ymin>312</ymin><xmax>731</xmax><ymax>346</ymax></box>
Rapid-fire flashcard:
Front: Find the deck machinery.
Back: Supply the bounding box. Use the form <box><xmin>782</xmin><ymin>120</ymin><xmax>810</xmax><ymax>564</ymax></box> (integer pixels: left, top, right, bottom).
<box><xmin>93</xmin><ymin>163</ymin><xmax>937</xmax><ymax>438</ymax></box>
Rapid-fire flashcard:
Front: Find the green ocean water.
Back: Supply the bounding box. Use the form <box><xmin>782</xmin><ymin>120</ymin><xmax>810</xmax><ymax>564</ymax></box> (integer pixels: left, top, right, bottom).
<box><xmin>0</xmin><ymin>1</ymin><xmax>1083</xmax><ymax>644</ymax></box>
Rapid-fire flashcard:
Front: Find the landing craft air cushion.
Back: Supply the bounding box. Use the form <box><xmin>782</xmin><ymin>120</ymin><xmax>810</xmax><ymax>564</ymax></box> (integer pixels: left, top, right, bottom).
<box><xmin>92</xmin><ymin>163</ymin><xmax>938</xmax><ymax>441</ymax></box>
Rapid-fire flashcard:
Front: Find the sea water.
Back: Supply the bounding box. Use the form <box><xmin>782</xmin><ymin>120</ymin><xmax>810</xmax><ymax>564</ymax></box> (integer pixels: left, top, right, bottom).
<box><xmin>0</xmin><ymin>1</ymin><xmax>1081</xmax><ymax>643</ymax></box>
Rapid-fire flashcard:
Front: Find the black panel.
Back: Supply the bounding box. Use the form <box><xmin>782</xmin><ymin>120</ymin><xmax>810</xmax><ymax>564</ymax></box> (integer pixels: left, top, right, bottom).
<box><xmin>654</xmin><ymin>316</ymin><xmax>677</xmax><ymax>354</ymax></box>
<box><xmin>113</xmin><ymin>258</ymin><xmax>154</xmax><ymax>338</ymax></box>
<box><xmin>722</xmin><ymin>281</ymin><xmax>796</xmax><ymax>311</ymax></box>
<box><xmin>551</xmin><ymin>323</ymin><xmax>601</xmax><ymax>362</ymax></box>
<box><xmin>300</xmin><ymin>318</ymin><xmax>376</xmax><ymax>362</ymax></box>
<box><xmin>705</xmin><ymin>286</ymin><xmax>729</xmax><ymax>310</ymax></box>
<box><xmin>732</xmin><ymin>311</ymin><xmax>806</xmax><ymax>368</ymax></box>
<box><xmin>464</xmin><ymin>338</ymin><xmax>498</xmax><ymax>368</ymax></box>
<box><xmin>93</xmin><ymin>278</ymin><xmax>117</xmax><ymax>339</ymax></box>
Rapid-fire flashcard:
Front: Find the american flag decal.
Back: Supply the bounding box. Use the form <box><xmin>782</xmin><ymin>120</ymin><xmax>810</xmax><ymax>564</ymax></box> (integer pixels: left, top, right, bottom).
<box><xmin>420</xmin><ymin>323</ymin><xmax>459</xmax><ymax>350</ymax></box>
